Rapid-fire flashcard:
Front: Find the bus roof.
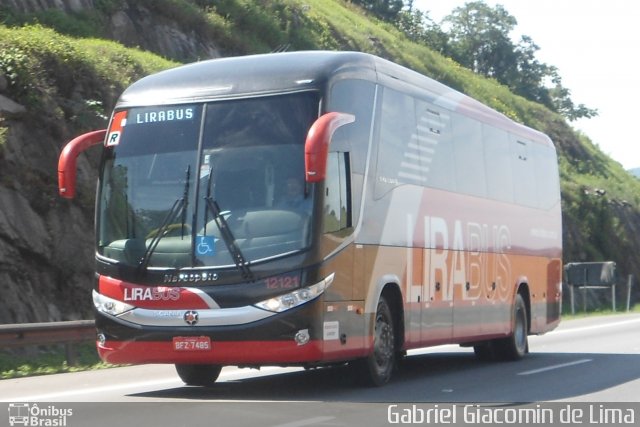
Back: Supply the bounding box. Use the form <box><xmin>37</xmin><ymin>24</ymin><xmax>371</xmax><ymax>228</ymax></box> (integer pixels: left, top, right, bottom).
<box><xmin>116</xmin><ymin>50</ymin><xmax>552</xmax><ymax>147</ymax></box>
<box><xmin>117</xmin><ymin>51</ymin><xmax>376</xmax><ymax>107</ymax></box>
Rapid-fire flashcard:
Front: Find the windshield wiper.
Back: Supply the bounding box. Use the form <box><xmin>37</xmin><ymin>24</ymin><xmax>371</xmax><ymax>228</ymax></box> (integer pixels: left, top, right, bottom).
<box><xmin>137</xmin><ymin>166</ymin><xmax>191</xmax><ymax>274</ymax></box>
<box><xmin>203</xmin><ymin>196</ymin><xmax>254</xmax><ymax>282</ymax></box>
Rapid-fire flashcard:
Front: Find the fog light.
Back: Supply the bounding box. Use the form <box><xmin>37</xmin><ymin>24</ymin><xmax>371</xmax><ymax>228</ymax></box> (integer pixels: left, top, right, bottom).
<box><xmin>294</xmin><ymin>329</ymin><xmax>310</xmax><ymax>346</ymax></box>
<box><xmin>97</xmin><ymin>333</ymin><xmax>106</xmax><ymax>346</ymax></box>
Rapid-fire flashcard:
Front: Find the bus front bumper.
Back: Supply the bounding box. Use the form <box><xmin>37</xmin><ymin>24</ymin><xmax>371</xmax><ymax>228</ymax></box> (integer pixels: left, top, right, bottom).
<box><xmin>94</xmin><ymin>297</ymin><xmax>368</xmax><ymax>366</ymax></box>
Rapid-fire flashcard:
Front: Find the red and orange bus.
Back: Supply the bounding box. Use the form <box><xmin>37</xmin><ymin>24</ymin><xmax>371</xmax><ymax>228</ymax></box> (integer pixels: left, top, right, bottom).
<box><xmin>58</xmin><ymin>51</ymin><xmax>562</xmax><ymax>386</ymax></box>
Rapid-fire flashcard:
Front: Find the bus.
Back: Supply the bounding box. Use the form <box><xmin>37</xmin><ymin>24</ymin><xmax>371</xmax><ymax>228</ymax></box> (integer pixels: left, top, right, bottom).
<box><xmin>58</xmin><ymin>51</ymin><xmax>562</xmax><ymax>387</ymax></box>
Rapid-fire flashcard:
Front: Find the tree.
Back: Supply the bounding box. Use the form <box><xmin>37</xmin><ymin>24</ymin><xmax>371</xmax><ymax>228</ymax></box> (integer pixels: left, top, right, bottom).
<box><xmin>352</xmin><ymin>0</ymin><xmax>405</xmax><ymax>21</ymax></box>
<box><xmin>509</xmin><ymin>35</ymin><xmax>553</xmax><ymax>106</ymax></box>
<box><xmin>443</xmin><ymin>1</ymin><xmax>517</xmax><ymax>78</ymax></box>
<box><xmin>548</xmin><ymin>74</ymin><xmax>598</xmax><ymax>121</ymax></box>
<box><xmin>441</xmin><ymin>1</ymin><xmax>596</xmax><ymax>121</ymax></box>
<box><xmin>394</xmin><ymin>7</ymin><xmax>448</xmax><ymax>52</ymax></box>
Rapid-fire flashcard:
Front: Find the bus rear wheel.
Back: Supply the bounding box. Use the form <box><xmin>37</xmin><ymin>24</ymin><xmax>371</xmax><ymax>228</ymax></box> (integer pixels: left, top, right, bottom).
<box><xmin>357</xmin><ymin>296</ymin><xmax>396</xmax><ymax>387</ymax></box>
<box><xmin>497</xmin><ymin>293</ymin><xmax>529</xmax><ymax>360</ymax></box>
<box><xmin>473</xmin><ymin>293</ymin><xmax>529</xmax><ymax>362</ymax></box>
<box><xmin>175</xmin><ymin>364</ymin><xmax>222</xmax><ymax>386</ymax></box>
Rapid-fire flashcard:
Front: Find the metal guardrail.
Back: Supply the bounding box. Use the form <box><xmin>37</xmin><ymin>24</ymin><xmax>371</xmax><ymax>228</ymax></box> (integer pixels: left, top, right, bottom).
<box><xmin>564</xmin><ymin>261</ymin><xmax>635</xmax><ymax>314</ymax></box>
<box><xmin>565</xmin><ymin>262</ymin><xmax>618</xmax><ymax>314</ymax></box>
<box><xmin>0</xmin><ymin>320</ymin><xmax>96</xmax><ymax>366</ymax></box>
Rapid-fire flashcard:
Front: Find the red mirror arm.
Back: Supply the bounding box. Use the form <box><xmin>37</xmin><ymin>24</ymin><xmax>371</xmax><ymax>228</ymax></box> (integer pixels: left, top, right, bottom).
<box><xmin>304</xmin><ymin>112</ymin><xmax>355</xmax><ymax>183</ymax></box>
<box><xmin>58</xmin><ymin>129</ymin><xmax>106</xmax><ymax>199</ymax></box>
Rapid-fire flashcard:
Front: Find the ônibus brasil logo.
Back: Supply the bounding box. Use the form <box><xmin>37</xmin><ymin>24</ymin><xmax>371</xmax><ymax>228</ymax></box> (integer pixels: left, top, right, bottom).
<box><xmin>8</xmin><ymin>403</ymin><xmax>73</xmax><ymax>426</ymax></box>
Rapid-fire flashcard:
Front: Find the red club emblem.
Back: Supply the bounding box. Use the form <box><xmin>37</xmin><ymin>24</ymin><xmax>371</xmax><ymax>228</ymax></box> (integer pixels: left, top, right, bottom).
<box><xmin>183</xmin><ymin>310</ymin><xmax>199</xmax><ymax>326</ymax></box>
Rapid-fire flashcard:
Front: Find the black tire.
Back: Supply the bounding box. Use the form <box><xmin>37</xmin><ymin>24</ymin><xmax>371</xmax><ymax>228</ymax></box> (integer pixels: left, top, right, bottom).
<box><xmin>496</xmin><ymin>293</ymin><xmax>529</xmax><ymax>361</ymax></box>
<box><xmin>357</xmin><ymin>296</ymin><xmax>396</xmax><ymax>387</ymax></box>
<box><xmin>175</xmin><ymin>364</ymin><xmax>222</xmax><ymax>386</ymax></box>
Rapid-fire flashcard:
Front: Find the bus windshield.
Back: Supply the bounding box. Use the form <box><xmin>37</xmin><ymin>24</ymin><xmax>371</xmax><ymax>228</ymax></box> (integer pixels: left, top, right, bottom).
<box><xmin>97</xmin><ymin>92</ymin><xmax>319</xmax><ymax>270</ymax></box>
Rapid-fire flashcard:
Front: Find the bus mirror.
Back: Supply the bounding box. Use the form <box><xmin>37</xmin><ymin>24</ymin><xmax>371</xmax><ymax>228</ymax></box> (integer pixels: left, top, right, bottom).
<box><xmin>304</xmin><ymin>112</ymin><xmax>355</xmax><ymax>183</ymax></box>
<box><xmin>58</xmin><ymin>129</ymin><xmax>106</xmax><ymax>199</ymax></box>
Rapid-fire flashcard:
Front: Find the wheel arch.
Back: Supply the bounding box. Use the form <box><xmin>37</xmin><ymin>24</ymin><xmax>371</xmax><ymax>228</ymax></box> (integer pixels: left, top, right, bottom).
<box><xmin>364</xmin><ymin>275</ymin><xmax>405</xmax><ymax>353</ymax></box>
<box><xmin>515</xmin><ymin>281</ymin><xmax>532</xmax><ymax>334</ymax></box>
<box><xmin>380</xmin><ymin>283</ymin><xmax>405</xmax><ymax>352</ymax></box>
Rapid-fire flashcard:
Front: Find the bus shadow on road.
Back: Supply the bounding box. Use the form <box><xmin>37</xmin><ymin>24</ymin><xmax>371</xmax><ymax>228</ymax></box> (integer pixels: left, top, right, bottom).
<box><xmin>128</xmin><ymin>350</ymin><xmax>640</xmax><ymax>402</ymax></box>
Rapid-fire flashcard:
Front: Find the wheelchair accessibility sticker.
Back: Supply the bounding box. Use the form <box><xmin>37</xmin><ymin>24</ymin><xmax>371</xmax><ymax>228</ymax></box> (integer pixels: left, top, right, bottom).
<box><xmin>195</xmin><ymin>235</ymin><xmax>216</xmax><ymax>256</ymax></box>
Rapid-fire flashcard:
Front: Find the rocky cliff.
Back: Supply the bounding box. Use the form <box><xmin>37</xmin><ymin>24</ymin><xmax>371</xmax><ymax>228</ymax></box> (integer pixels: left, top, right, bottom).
<box><xmin>1</xmin><ymin>74</ymin><xmax>98</xmax><ymax>323</ymax></box>
<box><xmin>0</xmin><ymin>0</ymin><xmax>197</xmax><ymax>323</ymax></box>
<box><xmin>0</xmin><ymin>0</ymin><xmax>222</xmax><ymax>61</ymax></box>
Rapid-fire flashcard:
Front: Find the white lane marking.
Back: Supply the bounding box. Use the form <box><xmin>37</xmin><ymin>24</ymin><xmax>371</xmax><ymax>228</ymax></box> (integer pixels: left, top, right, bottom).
<box><xmin>272</xmin><ymin>416</ymin><xmax>335</xmax><ymax>427</ymax></box>
<box><xmin>517</xmin><ymin>358</ymin><xmax>593</xmax><ymax>376</ymax></box>
<box><xmin>2</xmin><ymin>366</ymin><xmax>302</xmax><ymax>402</ymax></box>
<box><xmin>1</xmin><ymin>377</ymin><xmax>182</xmax><ymax>402</ymax></box>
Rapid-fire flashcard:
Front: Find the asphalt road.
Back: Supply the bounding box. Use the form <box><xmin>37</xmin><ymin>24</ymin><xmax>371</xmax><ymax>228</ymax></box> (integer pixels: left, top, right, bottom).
<box><xmin>1</xmin><ymin>314</ymin><xmax>639</xmax><ymax>426</ymax></box>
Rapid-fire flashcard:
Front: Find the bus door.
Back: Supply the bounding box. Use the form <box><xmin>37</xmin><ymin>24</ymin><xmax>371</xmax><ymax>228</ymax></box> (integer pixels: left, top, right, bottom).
<box><xmin>404</xmin><ymin>245</ymin><xmax>423</xmax><ymax>347</ymax></box>
<box><xmin>452</xmin><ymin>243</ymin><xmax>485</xmax><ymax>340</ymax></box>
<box><xmin>421</xmin><ymin>244</ymin><xmax>453</xmax><ymax>345</ymax></box>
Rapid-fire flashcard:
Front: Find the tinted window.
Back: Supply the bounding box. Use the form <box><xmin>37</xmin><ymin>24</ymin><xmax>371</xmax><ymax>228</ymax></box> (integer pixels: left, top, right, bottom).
<box><xmin>533</xmin><ymin>143</ymin><xmax>561</xmax><ymax>209</ymax></box>
<box><xmin>416</xmin><ymin>100</ymin><xmax>455</xmax><ymax>192</ymax></box>
<box><xmin>452</xmin><ymin>114</ymin><xmax>486</xmax><ymax>197</ymax></box>
<box><xmin>110</xmin><ymin>105</ymin><xmax>201</xmax><ymax>157</ymax></box>
<box><xmin>483</xmin><ymin>125</ymin><xmax>514</xmax><ymax>203</ymax></box>
<box><xmin>328</xmin><ymin>80</ymin><xmax>375</xmax><ymax>170</ymax></box>
<box><xmin>375</xmin><ymin>87</ymin><xmax>417</xmax><ymax>198</ymax></box>
<box><xmin>323</xmin><ymin>152</ymin><xmax>351</xmax><ymax>233</ymax></box>
<box><xmin>98</xmin><ymin>93</ymin><xmax>320</xmax><ymax>269</ymax></box>
<box><xmin>369</xmin><ymin>86</ymin><xmax>557</xmax><ymax>210</ymax></box>
<box><xmin>510</xmin><ymin>136</ymin><xmax>538</xmax><ymax>207</ymax></box>
<box><xmin>328</xmin><ymin>79</ymin><xmax>376</xmax><ymax>225</ymax></box>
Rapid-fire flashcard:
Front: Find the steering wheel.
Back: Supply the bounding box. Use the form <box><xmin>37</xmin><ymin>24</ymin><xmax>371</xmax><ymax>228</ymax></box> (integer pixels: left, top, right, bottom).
<box><xmin>146</xmin><ymin>223</ymin><xmax>192</xmax><ymax>239</ymax></box>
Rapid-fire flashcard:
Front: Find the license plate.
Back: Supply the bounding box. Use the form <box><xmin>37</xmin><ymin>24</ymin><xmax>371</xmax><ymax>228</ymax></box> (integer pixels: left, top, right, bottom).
<box><xmin>173</xmin><ymin>336</ymin><xmax>212</xmax><ymax>351</ymax></box>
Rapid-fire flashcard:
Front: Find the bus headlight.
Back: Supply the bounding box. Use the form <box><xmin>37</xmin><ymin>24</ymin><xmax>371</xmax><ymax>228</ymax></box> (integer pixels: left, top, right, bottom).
<box><xmin>254</xmin><ymin>273</ymin><xmax>335</xmax><ymax>313</ymax></box>
<box><xmin>92</xmin><ymin>290</ymin><xmax>134</xmax><ymax>316</ymax></box>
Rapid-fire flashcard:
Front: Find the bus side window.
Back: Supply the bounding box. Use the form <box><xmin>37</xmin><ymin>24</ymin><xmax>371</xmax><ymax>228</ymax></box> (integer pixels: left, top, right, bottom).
<box><xmin>323</xmin><ymin>152</ymin><xmax>352</xmax><ymax>233</ymax></box>
<box><xmin>483</xmin><ymin>124</ymin><xmax>514</xmax><ymax>204</ymax></box>
<box><xmin>532</xmin><ymin>143</ymin><xmax>561</xmax><ymax>210</ymax></box>
<box><xmin>511</xmin><ymin>137</ymin><xmax>537</xmax><ymax>208</ymax></box>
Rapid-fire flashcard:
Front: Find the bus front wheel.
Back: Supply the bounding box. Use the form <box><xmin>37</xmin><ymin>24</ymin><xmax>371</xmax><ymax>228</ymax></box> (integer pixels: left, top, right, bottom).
<box><xmin>175</xmin><ymin>364</ymin><xmax>222</xmax><ymax>386</ymax></box>
<box><xmin>356</xmin><ymin>296</ymin><xmax>396</xmax><ymax>386</ymax></box>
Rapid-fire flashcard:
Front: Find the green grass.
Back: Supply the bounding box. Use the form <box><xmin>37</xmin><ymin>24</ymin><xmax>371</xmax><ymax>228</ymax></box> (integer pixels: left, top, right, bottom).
<box><xmin>562</xmin><ymin>304</ymin><xmax>640</xmax><ymax>321</ymax></box>
<box><xmin>0</xmin><ymin>121</ymin><xmax>7</xmax><ymax>149</ymax></box>
<box><xmin>0</xmin><ymin>343</ymin><xmax>118</xmax><ymax>379</ymax></box>
<box><xmin>0</xmin><ymin>24</ymin><xmax>177</xmax><ymax>127</ymax></box>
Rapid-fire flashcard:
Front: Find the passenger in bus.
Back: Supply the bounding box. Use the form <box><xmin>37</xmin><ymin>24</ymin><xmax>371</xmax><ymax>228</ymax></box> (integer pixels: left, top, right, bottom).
<box><xmin>278</xmin><ymin>177</ymin><xmax>307</xmax><ymax>210</ymax></box>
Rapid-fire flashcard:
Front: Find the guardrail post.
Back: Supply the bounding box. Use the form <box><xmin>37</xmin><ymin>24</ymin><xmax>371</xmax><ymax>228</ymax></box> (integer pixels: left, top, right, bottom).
<box><xmin>65</xmin><ymin>343</ymin><xmax>77</xmax><ymax>366</ymax></box>
<box><xmin>627</xmin><ymin>274</ymin><xmax>634</xmax><ymax>312</ymax></box>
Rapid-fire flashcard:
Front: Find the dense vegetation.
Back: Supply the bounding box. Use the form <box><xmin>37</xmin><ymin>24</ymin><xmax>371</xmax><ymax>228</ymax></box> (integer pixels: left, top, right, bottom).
<box><xmin>0</xmin><ymin>24</ymin><xmax>174</xmax><ymax>116</ymax></box>
<box><xmin>1</xmin><ymin>0</ymin><xmax>639</xmax><ymax>306</ymax></box>
<box><xmin>364</xmin><ymin>0</ymin><xmax>597</xmax><ymax>121</ymax></box>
